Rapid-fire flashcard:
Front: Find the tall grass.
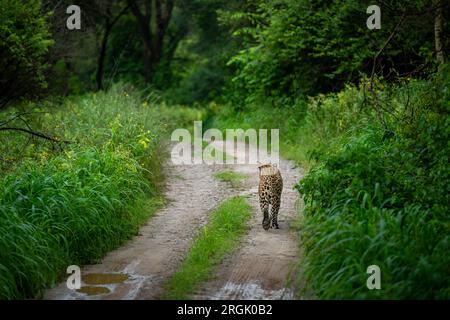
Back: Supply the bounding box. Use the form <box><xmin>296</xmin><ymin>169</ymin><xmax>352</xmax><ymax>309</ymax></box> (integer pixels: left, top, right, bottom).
<box><xmin>297</xmin><ymin>127</ymin><xmax>449</xmax><ymax>299</ymax></box>
<box><xmin>0</xmin><ymin>147</ymin><xmax>161</xmax><ymax>299</ymax></box>
<box><xmin>295</xmin><ymin>71</ymin><xmax>450</xmax><ymax>299</ymax></box>
<box><xmin>0</xmin><ymin>84</ymin><xmax>203</xmax><ymax>299</ymax></box>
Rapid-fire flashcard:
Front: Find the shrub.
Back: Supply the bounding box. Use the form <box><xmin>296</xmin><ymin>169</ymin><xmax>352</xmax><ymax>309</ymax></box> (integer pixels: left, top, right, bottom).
<box><xmin>0</xmin><ymin>0</ymin><xmax>53</xmax><ymax>108</ymax></box>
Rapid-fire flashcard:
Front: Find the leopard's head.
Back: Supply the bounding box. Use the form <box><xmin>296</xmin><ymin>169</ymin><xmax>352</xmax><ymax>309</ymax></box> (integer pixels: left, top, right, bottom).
<box><xmin>258</xmin><ymin>163</ymin><xmax>278</xmax><ymax>176</ymax></box>
<box><xmin>258</xmin><ymin>163</ymin><xmax>272</xmax><ymax>171</ymax></box>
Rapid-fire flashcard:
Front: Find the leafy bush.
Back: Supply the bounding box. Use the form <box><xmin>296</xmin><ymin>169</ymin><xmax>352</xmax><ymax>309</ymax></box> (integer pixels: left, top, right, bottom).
<box><xmin>223</xmin><ymin>0</ymin><xmax>441</xmax><ymax>102</ymax></box>
<box><xmin>0</xmin><ymin>0</ymin><xmax>53</xmax><ymax>108</ymax></box>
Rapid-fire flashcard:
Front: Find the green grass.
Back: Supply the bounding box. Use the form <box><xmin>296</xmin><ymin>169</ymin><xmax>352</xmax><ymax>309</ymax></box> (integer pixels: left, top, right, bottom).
<box><xmin>0</xmin><ymin>84</ymin><xmax>202</xmax><ymax>299</ymax></box>
<box><xmin>297</xmin><ymin>125</ymin><xmax>450</xmax><ymax>299</ymax></box>
<box><xmin>214</xmin><ymin>170</ymin><xmax>247</xmax><ymax>188</ymax></box>
<box><xmin>162</xmin><ymin>196</ymin><xmax>252</xmax><ymax>299</ymax></box>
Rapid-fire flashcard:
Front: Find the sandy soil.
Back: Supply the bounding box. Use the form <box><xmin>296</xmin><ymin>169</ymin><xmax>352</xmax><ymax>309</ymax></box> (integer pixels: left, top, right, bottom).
<box><xmin>44</xmin><ymin>141</ymin><xmax>302</xmax><ymax>300</ymax></box>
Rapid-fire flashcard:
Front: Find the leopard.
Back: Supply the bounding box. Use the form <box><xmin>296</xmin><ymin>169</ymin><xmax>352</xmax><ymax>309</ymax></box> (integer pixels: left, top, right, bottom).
<box><xmin>258</xmin><ymin>163</ymin><xmax>283</xmax><ymax>230</ymax></box>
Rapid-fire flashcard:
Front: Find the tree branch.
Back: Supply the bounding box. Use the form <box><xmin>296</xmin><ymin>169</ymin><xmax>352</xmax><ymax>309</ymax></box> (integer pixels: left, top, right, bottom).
<box><xmin>110</xmin><ymin>4</ymin><xmax>131</xmax><ymax>27</ymax></box>
<box><xmin>369</xmin><ymin>13</ymin><xmax>406</xmax><ymax>88</ymax></box>
<box><xmin>0</xmin><ymin>127</ymin><xmax>70</xmax><ymax>144</ymax></box>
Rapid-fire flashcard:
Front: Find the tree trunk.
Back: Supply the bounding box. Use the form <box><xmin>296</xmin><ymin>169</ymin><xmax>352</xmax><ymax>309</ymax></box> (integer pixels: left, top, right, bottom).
<box><xmin>96</xmin><ymin>19</ymin><xmax>112</xmax><ymax>90</ymax></box>
<box><xmin>154</xmin><ymin>0</ymin><xmax>173</xmax><ymax>63</ymax></box>
<box><xmin>127</xmin><ymin>0</ymin><xmax>174</xmax><ymax>83</ymax></box>
<box><xmin>141</xmin><ymin>15</ymin><xmax>155</xmax><ymax>82</ymax></box>
<box><xmin>95</xmin><ymin>4</ymin><xmax>130</xmax><ymax>90</ymax></box>
<box><xmin>434</xmin><ymin>0</ymin><xmax>445</xmax><ymax>64</ymax></box>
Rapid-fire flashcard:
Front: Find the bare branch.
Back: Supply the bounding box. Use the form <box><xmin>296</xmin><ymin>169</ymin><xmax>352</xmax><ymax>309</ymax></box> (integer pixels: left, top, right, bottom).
<box><xmin>369</xmin><ymin>13</ymin><xmax>406</xmax><ymax>88</ymax></box>
<box><xmin>0</xmin><ymin>127</ymin><xmax>70</xmax><ymax>144</ymax></box>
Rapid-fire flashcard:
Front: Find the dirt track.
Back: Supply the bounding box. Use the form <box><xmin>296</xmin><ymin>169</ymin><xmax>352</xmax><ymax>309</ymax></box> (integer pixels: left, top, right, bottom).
<box><xmin>44</xmin><ymin>141</ymin><xmax>302</xmax><ymax>300</ymax></box>
<box><xmin>193</xmin><ymin>141</ymin><xmax>302</xmax><ymax>299</ymax></box>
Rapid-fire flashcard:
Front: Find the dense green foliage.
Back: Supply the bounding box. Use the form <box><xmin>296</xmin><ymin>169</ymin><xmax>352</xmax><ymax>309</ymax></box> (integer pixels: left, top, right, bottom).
<box><xmin>221</xmin><ymin>0</ymin><xmax>448</xmax><ymax>103</ymax></box>
<box><xmin>0</xmin><ymin>0</ymin><xmax>53</xmax><ymax>108</ymax></box>
<box><xmin>0</xmin><ymin>85</ymin><xmax>202</xmax><ymax>299</ymax></box>
<box><xmin>163</xmin><ymin>196</ymin><xmax>252</xmax><ymax>299</ymax></box>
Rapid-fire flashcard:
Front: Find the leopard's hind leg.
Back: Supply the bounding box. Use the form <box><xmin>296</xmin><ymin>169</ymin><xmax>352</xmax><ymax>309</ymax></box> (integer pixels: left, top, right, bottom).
<box><xmin>270</xmin><ymin>201</ymin><xmax>280</xmax><ymax>229</ymax></box>
<box><xmin>260</xmin><ymin>200</ymin><xmax>270</xmax><ymax>230</ymax></box>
